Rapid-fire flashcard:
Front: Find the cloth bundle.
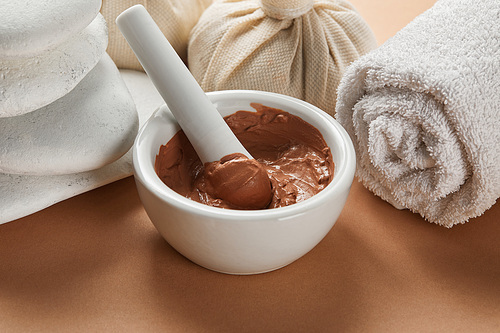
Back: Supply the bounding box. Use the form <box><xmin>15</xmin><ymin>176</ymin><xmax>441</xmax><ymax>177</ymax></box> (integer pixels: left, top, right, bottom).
<box><xmin>335</xmin><ymin>0</ymin><xmax>500</xmax><ymax>227</ymax></box>
<box><xmin>188</xmin><ymin>0</ymin><xmax>377</xmax><ymax>116</ymax></box>
<box><xmin>101</xmin><ymin>0</ymin><xmax>213</xmax><ymax>70</ymax></box>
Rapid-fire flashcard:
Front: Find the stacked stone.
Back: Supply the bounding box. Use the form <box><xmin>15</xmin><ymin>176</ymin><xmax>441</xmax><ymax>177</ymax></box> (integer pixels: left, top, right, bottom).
<box><xmin>0</xmin><ymin>0</ymin><xmax>139</xmax><ymax>176</ymax></box>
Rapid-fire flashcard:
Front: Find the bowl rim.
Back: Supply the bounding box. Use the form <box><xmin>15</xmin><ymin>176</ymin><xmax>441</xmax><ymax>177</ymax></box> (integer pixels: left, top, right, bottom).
<box><xmin>133</xmin><ymin>90</ymin><xmax>355</xmax><ymax>221</ymax></box>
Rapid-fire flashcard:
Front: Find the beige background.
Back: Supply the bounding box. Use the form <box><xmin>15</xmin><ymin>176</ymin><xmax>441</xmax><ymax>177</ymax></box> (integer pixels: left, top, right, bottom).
<box><xmin>1</xmin><ymin>1</ymin><xmax>499</xmax><ymax>331</ymax></box>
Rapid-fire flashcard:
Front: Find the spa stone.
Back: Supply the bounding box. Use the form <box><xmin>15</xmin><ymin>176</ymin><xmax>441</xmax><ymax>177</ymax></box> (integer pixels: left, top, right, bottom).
<box><xmin>1</xmin><ymin>0</ymin><xmax>102</xmax><ymax>58</ymax></box>
<box><xmin>0</xmin><ymin>53</ymin><xmax>138</xmax><ymax>175</ymax></box>
<box><xmin>0</xmin><ymin>13</ymin><xmax>108</xmax><ymax>117</ymax></box>
<box><xmin>0</xmin><ymin>69</ymin><xmax>163</xmax><ymax>224</ymax></box>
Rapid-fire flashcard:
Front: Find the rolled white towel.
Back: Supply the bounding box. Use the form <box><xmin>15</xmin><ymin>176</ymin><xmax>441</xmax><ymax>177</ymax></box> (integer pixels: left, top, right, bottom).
<box><xmin>335</xmin><ymin>0</ymin><xmax>500</xmax><ymax>227</ymax></box>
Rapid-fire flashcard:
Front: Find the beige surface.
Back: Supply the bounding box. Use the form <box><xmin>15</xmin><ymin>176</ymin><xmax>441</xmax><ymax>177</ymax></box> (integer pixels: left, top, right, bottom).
<box><xmin>2</xmin><ymin>1</ymin><xmax>499</xmax><ymax>332</ymax></box>
<box><xmin>352</xmin><ymin>0</ymin><xmax>433</xmax><ymax>45</ymax></box>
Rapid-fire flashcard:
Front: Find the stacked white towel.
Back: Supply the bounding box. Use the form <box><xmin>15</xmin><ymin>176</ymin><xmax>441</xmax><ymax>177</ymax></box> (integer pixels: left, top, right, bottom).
<box><xmin>335</xmin><ymin>0</ymin><xmax>500</xmax><ymax>227</ymax></box>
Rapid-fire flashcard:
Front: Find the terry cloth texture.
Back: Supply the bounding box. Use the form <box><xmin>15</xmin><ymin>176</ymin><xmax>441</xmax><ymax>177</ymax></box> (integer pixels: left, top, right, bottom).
<box><xmin>335</xmin><ymin>0</ymin><xmax>500</xmax><ymax>227</ymax></box>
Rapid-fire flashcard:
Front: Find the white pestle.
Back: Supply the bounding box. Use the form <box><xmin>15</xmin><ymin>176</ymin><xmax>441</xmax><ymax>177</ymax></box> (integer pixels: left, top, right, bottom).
<box><xmin>116</xmin><ymin>5</ymin><xmax>251</xmax><ymax>164</ymax></box>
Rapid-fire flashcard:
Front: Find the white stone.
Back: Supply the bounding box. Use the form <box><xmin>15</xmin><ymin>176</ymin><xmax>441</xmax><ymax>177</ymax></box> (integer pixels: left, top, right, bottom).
<box><xmin>0</xmin><ymin>13</ymin><xmax>108</xmax><ymax>117</ymax></box>
<box><xmin>0</xmin><ymin>53</ymin><xmax>139</xmax><ymax>175</ymax></box>
<box><xmin>0</xmin><ymin>70</ymin><xmax>163</xmax><ymax>224</ymax></box>
<box><xmin>1</xmin><ymin>0</ymin><xmax>102</xmax><ymax>58</ymax></box>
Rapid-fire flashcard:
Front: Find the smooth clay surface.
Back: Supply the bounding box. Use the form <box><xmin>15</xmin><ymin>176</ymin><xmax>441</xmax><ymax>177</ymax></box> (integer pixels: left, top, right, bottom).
<box><xmin>0</xmin><ymin>53</ymin><xmax>138</xmax><ymax>175</ymax></box>
<box><xmin>0</xmin><ymin>0</ymin><xmax>102</xmax><ymax>57</ymax></box>
<box><xmin>0</xmin><ymin>13</ymin><xmax>108</xmax><ymax>117</ymax></box>
<box><xmin>0</xmin><ymin>69</ymin><xmax>164</xmax><ymax>224</ymax></box>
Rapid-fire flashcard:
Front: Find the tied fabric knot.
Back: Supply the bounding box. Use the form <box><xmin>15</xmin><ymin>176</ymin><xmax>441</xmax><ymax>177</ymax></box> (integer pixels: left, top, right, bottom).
<box><xmin>259</xmin><ymin>0</ymin><xmax>314</xmax><ymax>19</ymax></box>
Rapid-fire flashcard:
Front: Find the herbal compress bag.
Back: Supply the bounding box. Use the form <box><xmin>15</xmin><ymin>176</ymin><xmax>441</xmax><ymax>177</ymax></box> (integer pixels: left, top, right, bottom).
<box><xmin>188</xmin><ymin>0</ymin><xmax>377</xmax><ymax>115</ymax></box>
<box><xmin>101</xmin><ymin>0</ymin><xmax>213</xmax><ymax>70</ymax></box>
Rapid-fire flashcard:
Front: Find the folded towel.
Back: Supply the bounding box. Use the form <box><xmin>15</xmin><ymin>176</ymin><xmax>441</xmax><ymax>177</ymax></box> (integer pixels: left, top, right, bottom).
<box><xmin>335</xmin><ymin>0</ymin><xmax>500</xmax><ymax>227</ymax></box>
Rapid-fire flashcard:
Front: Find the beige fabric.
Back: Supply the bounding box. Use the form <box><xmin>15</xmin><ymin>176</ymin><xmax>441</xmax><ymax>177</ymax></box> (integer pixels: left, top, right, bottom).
<box><xmin>101</xmin><ymin>0</ymin><xmax>213</xmax><ymax>70</ymax></box>
<box><xmin>188</xmin><ymin>0</ymin><xmax>377</xmax><ymax>116</ymax></box>
<box><xmin>260</xmin><ymin>0</ymin><xmax>314</xmax><ymax>19</ymax></box>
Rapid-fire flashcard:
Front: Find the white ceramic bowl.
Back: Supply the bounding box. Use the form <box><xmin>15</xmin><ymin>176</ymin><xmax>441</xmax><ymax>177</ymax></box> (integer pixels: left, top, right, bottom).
<box><xmin>133</xmin><ymin>90</ymin><xmax>355</xmax><ymax>275</ymax></box>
